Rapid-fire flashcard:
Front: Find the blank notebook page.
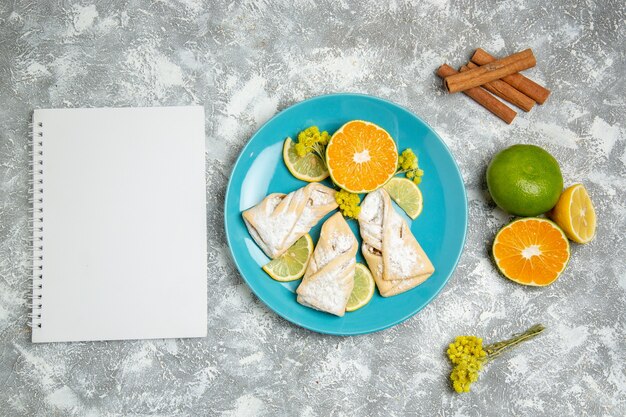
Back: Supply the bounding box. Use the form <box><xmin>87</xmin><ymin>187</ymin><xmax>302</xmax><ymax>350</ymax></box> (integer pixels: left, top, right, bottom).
<box><xmin>31</xmin><ymin>106</ymin><xmax>207</xmax><ymax>343</ymax></box>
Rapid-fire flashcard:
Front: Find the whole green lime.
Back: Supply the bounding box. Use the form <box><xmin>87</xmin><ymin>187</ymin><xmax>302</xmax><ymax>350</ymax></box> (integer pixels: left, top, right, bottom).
<box><xmin>487</xmin><ymin>144</ymin><xmax>563</xmax><ymax>216</ymax></box>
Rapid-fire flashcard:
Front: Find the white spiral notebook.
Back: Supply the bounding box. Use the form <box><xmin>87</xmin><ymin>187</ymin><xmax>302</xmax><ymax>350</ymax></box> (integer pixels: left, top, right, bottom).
<box><xmin>30</xmin><ymin>106</ymin><xmax>208</xmax><ymax>343</ymax></box>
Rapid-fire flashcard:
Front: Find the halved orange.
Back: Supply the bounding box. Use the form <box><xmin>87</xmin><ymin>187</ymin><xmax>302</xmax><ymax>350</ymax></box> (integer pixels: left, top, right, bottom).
<box><xmin>326</xmin><ymin>120</ymin><xmax>398</xmax><ymax>193</ymax></box>
<box><xmin>492</xmin><ymin>218</ymin><xmax>570</xmax><ymax>286</ymax></box>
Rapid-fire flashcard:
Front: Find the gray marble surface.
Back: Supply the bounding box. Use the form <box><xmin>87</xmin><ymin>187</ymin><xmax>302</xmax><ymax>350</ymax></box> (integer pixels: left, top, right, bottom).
<box><xmin>1</xmin><ymin>0</ymin><xmax>625</xmax><ymax>416</ymax></box>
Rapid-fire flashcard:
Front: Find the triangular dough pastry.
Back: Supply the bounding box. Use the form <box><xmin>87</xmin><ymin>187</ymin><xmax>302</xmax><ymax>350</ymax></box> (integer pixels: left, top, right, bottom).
<box><xmin>242</xmin><ymin>183</ymin><xmax>337</xmax><ymax>259</ymax></box>
<box><xmin>296</xmin><ymin>213</ymin><xmax>358</xmax><ymax>316</ymax></box>
<box><xmin>359</xmin><ymin>189</ymin><xmax>434</xmax><ymax>297</ymax></box>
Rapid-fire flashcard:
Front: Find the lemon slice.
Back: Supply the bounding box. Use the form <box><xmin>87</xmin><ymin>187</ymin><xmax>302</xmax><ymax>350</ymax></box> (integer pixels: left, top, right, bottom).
<box><xmin>549</xmin><ymin>183</ymin><xmax>596</xmax><ymax>244</ymax></box>
<box><xmin>383</xmin><ymin>177</ymin><xmax>423</xmax><ymax>219</ymax></box>
<box><xmin>346</xmin><ymin>263</ymin><xmax>375</xmax><ymax>312</ymax></box>
<box><xmin>262</xmin><ymin>234</ymin><xmax>314</xmax><ymax>281</ymax></box>
<box><xmin>283</xmin><ymin>137</ymin><xmax>329</xmax><ymax>182</ymax></box>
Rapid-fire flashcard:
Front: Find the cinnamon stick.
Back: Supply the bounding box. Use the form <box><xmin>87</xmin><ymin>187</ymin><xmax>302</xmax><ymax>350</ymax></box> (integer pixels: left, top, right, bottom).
<box><xmin>465</xmin><ymin>62</ymin><xmax>535</xmax><ymax>112</ymax></box>
<box><xmin>436</xmin><ymin>64</ymin><xmax>517</xmax><ymax>124</ymax></box>
<box><xmin>443</xmin><ymin>49</ymin><xmax>536</xmax><ymax>93</ymax></box>
<box><xmin>471</xmin><ymin>48</ymin><xmax>550</xmax><ymax>104</ymax></box>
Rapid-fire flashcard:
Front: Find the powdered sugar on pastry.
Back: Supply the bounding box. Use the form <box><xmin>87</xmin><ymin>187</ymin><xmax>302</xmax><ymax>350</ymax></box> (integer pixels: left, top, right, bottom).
<box><xmin>358</xmin><ymin>189</ymin><xmax>383</xmax><ymax>250</ymax></box>
<box><xmin>310</xmin><ymin>232</ymin><xmax>355</xmax><ymax>271</ymax></box>
<box><xmin>359</xmin><ymin>189</ymin><xmax>434</xmax><ymax>297</ymax></box>
<box><xmin>297</xmin><ymin>213</ymin><xmax>357</xmax><ymax>316</ymax></box>
<box><xmin>385</xmin><ymin>210</ymin><xmax>419</xmax><ymax>278</ymax></box>
<box><xmin>292</xmin><ymin>187</ymin><xmax>337</xmax><ymax>236</ymax></box>
<box><xmin>297</xmin><ymin>258</ymin><xmax>354</xmax><ymax>315</ymax></box>
<box><xmin>244</xmin><ymin>194</ymin><xmax>296</xmax><ymax>257</ymax></box>
<box><xmin>242</xmin><ymin>183</ymin><xmax>337</xmax><ymax>259</ymax></box>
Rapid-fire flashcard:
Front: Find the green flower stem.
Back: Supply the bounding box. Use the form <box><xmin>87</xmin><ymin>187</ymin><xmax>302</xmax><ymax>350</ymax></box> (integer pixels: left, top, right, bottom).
<box><xmin>484</xmin><ymin>324</ymin><xmax>545</xmax><ymax>362</ymax></box>
<box><xmin>311</xmin><ymin>143</ymin><xmax>327</xmax><ymax>164</ymax></box>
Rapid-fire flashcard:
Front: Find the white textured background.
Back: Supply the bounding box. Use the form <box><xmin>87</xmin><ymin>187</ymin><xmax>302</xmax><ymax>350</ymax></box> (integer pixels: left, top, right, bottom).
<box><xmin>1</xmin><ymin>1</ymin><xmax>625</xmax><ymax>416</ymax></box>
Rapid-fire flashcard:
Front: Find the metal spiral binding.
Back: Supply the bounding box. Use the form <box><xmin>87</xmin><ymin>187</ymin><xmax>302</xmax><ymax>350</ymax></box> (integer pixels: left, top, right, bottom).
<box><xmin>29</xmin><ymin>119</ymin><xmax>44</xmax><ymax>330</ymax></box>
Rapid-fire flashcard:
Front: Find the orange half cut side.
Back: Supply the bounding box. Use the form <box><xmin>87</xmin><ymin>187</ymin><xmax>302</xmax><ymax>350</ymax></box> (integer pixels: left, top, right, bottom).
<box><xmin>326</xmin><ymin>120</ymin><xmax>398</xmax><ymax>193</ymax></box>
<box><xmin>492</xmin><ymin>218</ymin><xmax>570</xmax><ymax>286</ymax></box>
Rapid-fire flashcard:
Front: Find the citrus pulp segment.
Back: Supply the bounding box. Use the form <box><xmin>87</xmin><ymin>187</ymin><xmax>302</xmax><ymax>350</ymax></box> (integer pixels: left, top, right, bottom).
<box><xmin>326</xmin><ymin>120</ymin><xmax>398</xmax><ymax>193</ymax></box>
<box><xmin>492</xmin><ymin>218</ymin><xmax>570</xmax><ymax>286</ymax></box>
<box><xmin>283</xmin><ymin>137</ymin><xmax>329</xmax><ymax>182</ymax></box>
<box><xmin>262</xmin><ymin>234</ymin><xmax>314</xmax><ymax>282</ymax></box>
<box><xmin>383</xmin><ymin>177</ymin><xmax>424</xmax><ymax>219</ymax></box>
<box><xmin>346</xmin><ymin>263</ymin><xmax>376</xmax><ymax>312</ymax></box>
<box><xmin>549</xmin><ymin>183</ymin><xmax>597</xmax><ymax>244</ymax></box>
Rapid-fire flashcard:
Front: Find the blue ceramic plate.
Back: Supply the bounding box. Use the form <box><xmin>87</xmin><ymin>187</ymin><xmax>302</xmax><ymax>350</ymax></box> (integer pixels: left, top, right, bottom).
<box><xmin>224</xmin><ymin>94</ymin><xmax>467</xmax><ymax>335</ymax></box>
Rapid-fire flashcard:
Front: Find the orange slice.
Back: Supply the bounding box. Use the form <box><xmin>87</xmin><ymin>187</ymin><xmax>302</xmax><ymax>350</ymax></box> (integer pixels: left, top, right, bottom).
<box><xmin>326</xmin><ymin>120</ymin><xmax>398</xmax><ymax>193</ymax></box>
<box><xmin>549</xmin><ymin>183</ymin><xmax>596</xmax><ymax>244</ymax></box>
<box><xmin>492</xmin><ymin>218</ymin><xmax>570</xmax><ymax>286</ymax></box>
